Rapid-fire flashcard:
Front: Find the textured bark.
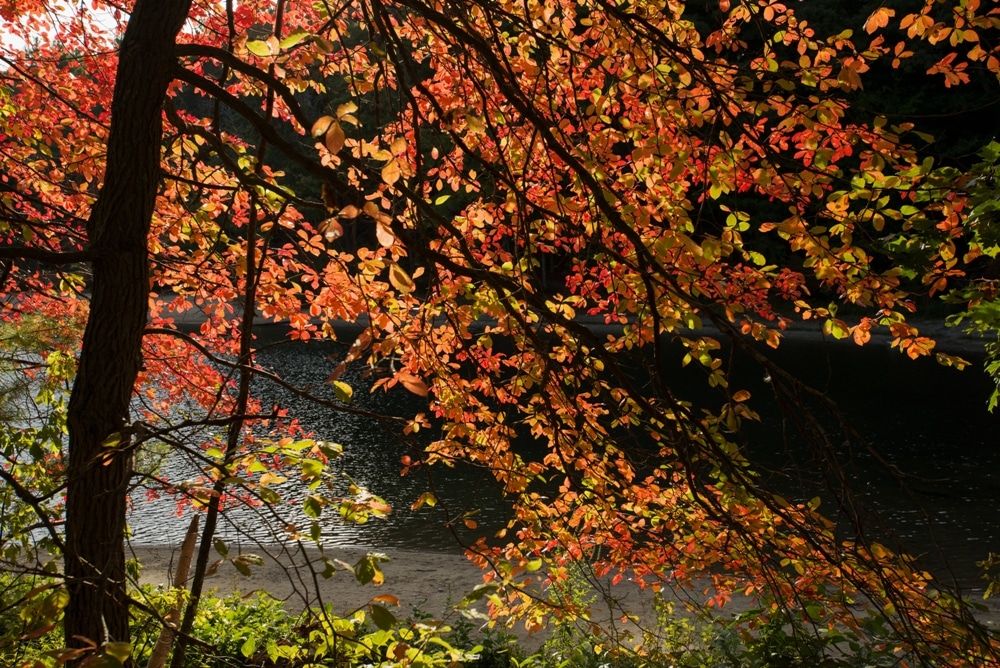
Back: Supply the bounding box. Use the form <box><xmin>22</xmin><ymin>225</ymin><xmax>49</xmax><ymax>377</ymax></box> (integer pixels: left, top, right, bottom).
<box><xmin>64</xmin><ymin>0</ymin><xmax>191</xmax><ymax>654</ymax></box>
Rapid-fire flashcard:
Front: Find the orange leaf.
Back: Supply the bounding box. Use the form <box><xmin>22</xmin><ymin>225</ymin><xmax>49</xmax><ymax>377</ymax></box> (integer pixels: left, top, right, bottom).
<box><xmin>852</xmin><ymin>326</ymin><xmax>871</xmax><ymax>346</ymax></box>
<box><xmin>864</xmin><ymin>7</ymin><xmax>895</xmax><ymax>34</ymax></box>
<box><xmin>398</xmin><ymin>373</ymin><xmax>429</xmax><ymax>396</ymax></box>
<box><xmin>319</xmin><ymin>218</ymin><xmax>343</xmax><ymax>241</ymax></box>
<box><xmin>376</xmin><ymin>222</ymin><xmax>395</xmax><ymax>247</ymax></box>
<box><xmin>325</xmin><ymin>121</ymin><xmax>345</xmax><ymax>153</ymax></box>
<box><xmin>371</xmin><ymin>594</ymin><xmax>400</xmax><ymax>607</ymax></box>
<box><xmin>311</xmin><ymin>115</ymin><xmax>335</xmax><ymax>138</ymax></box>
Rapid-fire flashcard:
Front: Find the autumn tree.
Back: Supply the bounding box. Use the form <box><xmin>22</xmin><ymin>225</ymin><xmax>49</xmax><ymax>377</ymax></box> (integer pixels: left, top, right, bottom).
<box><xmin>1</xmin><ymin>0</ymin><xmax>999</xmax><ymax>664</ymax></box>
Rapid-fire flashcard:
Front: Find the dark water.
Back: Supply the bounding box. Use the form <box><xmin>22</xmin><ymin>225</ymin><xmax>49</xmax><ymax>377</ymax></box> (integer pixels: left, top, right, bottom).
<box><xmin>128</xmin><ymin>327</ymin><xmax>1000</xmax><ymax>591</ymax></box>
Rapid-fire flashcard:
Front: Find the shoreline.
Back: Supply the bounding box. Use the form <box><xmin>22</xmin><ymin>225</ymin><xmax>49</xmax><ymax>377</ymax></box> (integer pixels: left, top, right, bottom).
<box><xmin>128</xmin><ymin>543</ymin><xmax>1000</xmax><ymax>653</ymax></box>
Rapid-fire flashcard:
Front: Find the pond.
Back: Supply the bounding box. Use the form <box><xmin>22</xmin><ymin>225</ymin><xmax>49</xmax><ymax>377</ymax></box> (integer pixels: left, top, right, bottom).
<box><xmin>127</xmin><ymin>324</ymin><xmax>1000</xmax><ymax>592</ymax></box>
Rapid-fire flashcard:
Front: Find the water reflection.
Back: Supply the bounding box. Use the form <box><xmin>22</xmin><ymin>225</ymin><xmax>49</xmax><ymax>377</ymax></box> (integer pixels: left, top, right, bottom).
<box><xmin>129</xmin><ymin>327</ymin><xmax>507</xmax><ymax>553</ymax></box>
<box><xmin>128</xmin><ymin>327</ymin><xmax>1000</xmax><ymax>589</ymax></box>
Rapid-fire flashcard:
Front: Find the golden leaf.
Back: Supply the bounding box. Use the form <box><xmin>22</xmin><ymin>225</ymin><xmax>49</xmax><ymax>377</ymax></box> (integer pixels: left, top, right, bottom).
<box><xmin>325</xmin><ymin>120</ymin><xmax>346</xmax><ymax>153</ymax></box>
<box><xmin>311</xmin><ymin>115</ymin><xmax>336</xmax><ymax>138</ymax></box>
<box><xmin>381</xmin><ymin>159</ymin><xmax>401</xmax><ymax>185</ymax></box>
<box><xmin>388</xmin><ymin>263</ymin><xmax>414</xmax><ymax>294</ymax></box>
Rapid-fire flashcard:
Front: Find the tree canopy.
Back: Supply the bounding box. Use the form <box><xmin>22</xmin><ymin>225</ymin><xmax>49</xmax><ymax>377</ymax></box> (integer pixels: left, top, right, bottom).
<box><xmin>1</xmin><ymin>0</ymin><xmax>999</xmax><ymax>664</ymax></box>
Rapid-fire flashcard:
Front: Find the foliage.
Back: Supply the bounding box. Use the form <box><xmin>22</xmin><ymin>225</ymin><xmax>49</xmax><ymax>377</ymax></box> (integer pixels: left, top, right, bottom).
<box><xmin>0</xmin><ymin>0</ymin><xmax>999</xmax><ymax>665</ymax></box>
<box><xmin>944</xmin><ymin>141</ymin><xmax>1000</xmax><ymax>409</ymax></box>
<box><xmin>1</xmin><ymin>568</ymin><xmax>921</xmax><ymax>668</ymax></box>
<box><xmin>0</xmin><ymin>304</ymin><xmax>83</xmax><ymax>562</ymax></box>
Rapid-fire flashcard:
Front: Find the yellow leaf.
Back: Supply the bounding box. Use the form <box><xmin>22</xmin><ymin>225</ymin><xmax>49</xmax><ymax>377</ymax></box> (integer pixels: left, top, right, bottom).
<box><xmin>382</xmin><ymin>159</ymin><xmax>401</xmax><ymax>185</ymax></box>
<box><xmin>246</xmin><ymin>39</ymin><xmax>274</xmax><ymax>57</ymax></box>
<box><xmin>337</xmin><ymin>101</ymin><xmax>359</xmax><ymax>118</ymax></box>
<box><xmin>465</xmin><ymin>114</ymin><xmax>486</xmax><ymax>134</ymax></box>
<box><xmin>411</xmin><ymin>491</ymin><xmax>437</xmax><ymax>510</ymax></box>
<box><xmin>388</xmin><ymin>263</ymin><xmax>415</xmax><ymax>294</ymax></box>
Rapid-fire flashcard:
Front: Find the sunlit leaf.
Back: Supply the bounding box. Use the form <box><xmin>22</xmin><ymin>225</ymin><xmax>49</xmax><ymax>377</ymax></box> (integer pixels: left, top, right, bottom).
<box><xmin>375</xmin><ymin>221</ymin><xmax>395</xmax><ymax>247</ymax></box>
<box><xmin>332</xmin><ymin>380</ymin><xmax>353</xmax><ymax>403</ymax></box>
<box><xmin>311</xmin><ymin>115</ymin><xmax>336</xmax><ymax>138</ymax></box>
<box><xmin>246</xmin><ymin>39</ymin><xmax>274</xmax><ymax>57</ymax></box>
<box><xmin>324</xmin><ymin>121</ymin><xmax>345</xmax><ymax>153</ymax></box>
<box><xmin>354</xmin><ymin>553</ymin><xmax>389</xmax><ymax>586</ymax></box>
<box><xmin>398</xmin><ymin>373</ymin><xmax>429</xmax><ymax>396</ymax></box>
<box><xmin>410</xmin><ymin>491</ymin><xmax>437</xmax><ymax>510</ymax></box>
<box><xmin>279</xmin><ymin>29</ymin><xmax>310</xmax><ymax>50</ymax></box>
<box><xmin>337</xmin><ymin>101</ymin><xmax>359</xmax><ymax>118</ymax></box>
<box><xmin>303</xmin><ymin>495</ymin><xmax>323</xmax><ymax>518</ymax></box>
<box><xmin>381</xmin><ymin>160</ymin><xmax>401</xmax><ymax>185</ymax></box>
<box><xmin>388</xmin><ymin>263</ymin><xmax>414</xmax><ymax>294</ymax></box>
<box><xmin>319</xmin><ymin>218</ymin><xmax>343</xmax><ymax>241</ymax></box>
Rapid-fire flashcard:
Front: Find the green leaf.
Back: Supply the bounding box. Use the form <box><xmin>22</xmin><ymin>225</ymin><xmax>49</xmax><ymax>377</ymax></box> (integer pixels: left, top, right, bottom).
<box><xmin>332</xmin><ymin>380</ymin><xmax>353</xmax><ymax>403</ymax></box>
<box><xmin>459</xmin><ymin>583</ymin><xmax>499</xmax><ymax>607</ymax></box>
<box><xmin>260</xmin><ymin>487</ymin><xmax>281</xmax><ymax>504</ymax></box>
<box><xmin>279</xmin><ymin>29</ymin><xmax>310</xmax><ymax>50</ymax></box>
<box><xmin>354</xmin><ymin>552</ymin><xmax>389</xmax><ymax>586</ymax></box>
<box><xmin>40</xmin><ymin>588</ymin><xmax>69</xmax><ymax>618</ymax></box>
<box><xmin>246</xmin><ymin>40</ymin><xmax>273</xmax><ymax>57</ymax></box>
<box><xmin>303</xmin><ymin>494</ymin><xmax>323</xmax><ymax>518</ymax></box>
<box><xmin>214</xmin><ymin>539</ymin><xmax>229</xmax><ymax>558</ymax></box>
<box><xmin>318</xmin><ymin>442</ymin><xmax>344</xmax><ymax>459</ymax></box>
<box><xmin>233</xmin><ymin>553</ymin><xmax>264</xmax><ymax>577</ymax></box>
<box><xmin>241</xmin><ymin>637</ymin><xmax>258</xmax><ymax>658</ymax></box>
<box><xmin>301</xmin><ymin>458</ymin><xmax>323</xmax><ymax>479</ymax></box>
<box><xmin>104</xmin><ymin>642</ymin><xmax>131</xmax><ymax>664</ymax></box>
<box><xmin>369</xmin><ymin>603</ymin><xmax>397</xmax><ymax>630</ymax></box>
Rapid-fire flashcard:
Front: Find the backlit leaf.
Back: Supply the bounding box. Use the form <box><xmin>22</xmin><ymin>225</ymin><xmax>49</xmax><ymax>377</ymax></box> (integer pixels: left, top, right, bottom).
<box><xmin>375</xmin><ymin>221</ymin><xmax>395</xmax><ymax>247</ymax></box>
<box><xmin>324</xmin><ymin>121</ymin><xmax>345</xmax><ymax>153</ymax></box>
<box><xmin>311</xmin><ymin>115</ymin><xmax>335</xmax><ymax>138</ymax></box>
<box><xmin>381</xmin><ymin>159</ymin><xmax>401</xmax><ymax>185</ymax></box>
<box><xmin>332</xmin><ymin>380</ymin><xmax>353</xmax><ymax>403</ymax></box>
<box><xmin>246</xmin><ymin>39</ymin><xmax>274</xmax><ymax>57</ymax></box>
<box><xmin>279</xmin><ymin>29</ymin><xmax>310</xmax><ymax>50</ymax></box>
<box><xmin>398</xmin><ymin>373</ymin><xmax>429</xmax><ymax>396</ymax></box>
<box><xmin>388</xmin><ymin>263</ymin><xmax>414</xmax><ymax>294</ymax></box>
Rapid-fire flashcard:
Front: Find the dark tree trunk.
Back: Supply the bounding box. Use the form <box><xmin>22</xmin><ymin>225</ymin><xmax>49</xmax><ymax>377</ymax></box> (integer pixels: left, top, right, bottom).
<box><xmin>64</xmin><ymin>0</ymin><xmax>191</xmax><ymax>653</ymax></box>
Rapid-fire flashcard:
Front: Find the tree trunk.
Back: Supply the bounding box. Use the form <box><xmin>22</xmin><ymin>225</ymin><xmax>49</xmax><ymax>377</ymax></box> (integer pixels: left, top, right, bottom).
<box><xmin>64</xmin><ymin>0</ymin><xmax>191</xmax><ymax>654</ymax></box>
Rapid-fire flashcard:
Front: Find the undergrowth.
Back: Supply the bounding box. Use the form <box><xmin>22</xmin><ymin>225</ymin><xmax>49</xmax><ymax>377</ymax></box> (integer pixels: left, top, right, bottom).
<box><xmin>0</xmin><ymin>567</ymin><xmax>927</xmax><ymax>667</ymax></box>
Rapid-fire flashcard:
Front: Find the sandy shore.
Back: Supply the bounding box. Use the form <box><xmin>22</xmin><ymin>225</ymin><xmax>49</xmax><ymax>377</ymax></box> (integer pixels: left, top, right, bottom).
<box><xmin>131</xmin><ymin>544</ymin><xmax>492</xmax><ymax>620</ymax></box>
<box><xmin>129</xmin><ymin>543</ymin><xmax>667</xmax><ymax>651</ymax></box>
<box><xmin>128</xmin><ymin>542</ymin><xmax>1000</xmax><ymax>655</ymax></box>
